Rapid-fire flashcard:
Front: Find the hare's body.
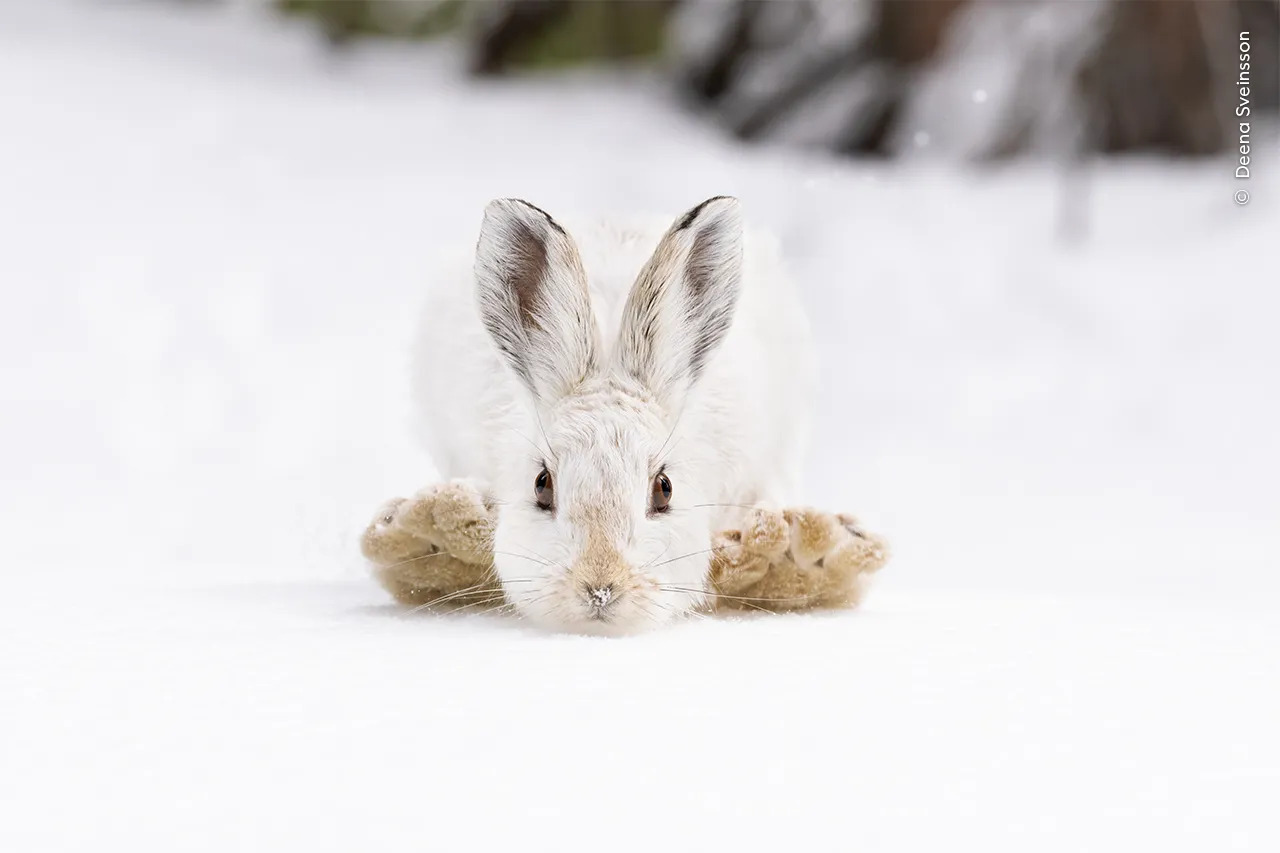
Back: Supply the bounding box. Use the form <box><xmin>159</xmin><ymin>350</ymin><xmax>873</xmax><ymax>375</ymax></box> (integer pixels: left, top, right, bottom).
<box><xmin>411</xmin><ymin>200</ymin><xmax>816</xmax><ymax>633</ymax></box>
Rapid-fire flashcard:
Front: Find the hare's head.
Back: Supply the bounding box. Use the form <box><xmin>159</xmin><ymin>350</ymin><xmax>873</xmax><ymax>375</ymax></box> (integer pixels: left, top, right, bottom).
<box><xmin>474</xmin><ymin>196</ymin><xmax>743</xmax><ymax>634</ymax></box>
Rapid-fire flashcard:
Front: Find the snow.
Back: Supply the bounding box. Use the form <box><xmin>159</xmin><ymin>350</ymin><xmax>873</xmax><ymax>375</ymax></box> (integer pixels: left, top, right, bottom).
<box><xmin>1</xmin><ymin>2</ymin><xmax>1278</xmax><ymax>850</ymax></box>
<box><xmin>6</xmin><ymin>582</ymin><xmax>1276</xmax><ymax>850</ymax></box>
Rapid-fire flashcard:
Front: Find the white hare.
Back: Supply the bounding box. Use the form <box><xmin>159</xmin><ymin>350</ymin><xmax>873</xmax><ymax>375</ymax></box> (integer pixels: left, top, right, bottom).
<box><xmin>411</xmin><ymin>196</ymin><xmax>816</xmax><ymax>633</ymax></box>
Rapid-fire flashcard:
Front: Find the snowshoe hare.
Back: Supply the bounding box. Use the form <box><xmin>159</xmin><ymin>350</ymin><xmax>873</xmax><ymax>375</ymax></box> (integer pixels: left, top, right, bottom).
<box><xmin>409</xmin><ymin>196</ymin><xmax>819</xmax><ymax>634</ymax></box>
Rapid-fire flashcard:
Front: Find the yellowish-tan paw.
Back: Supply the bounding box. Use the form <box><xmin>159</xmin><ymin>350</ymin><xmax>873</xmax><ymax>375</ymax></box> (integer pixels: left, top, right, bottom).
<box><xmin>711</xmin><ymin>506</ymin><xmax>889</xmax><ymax>612</ymax></box>
<box><xmin>361</xmin><ymin>481</ymin><xmax>498</xmax><ymax>609</ymax></box>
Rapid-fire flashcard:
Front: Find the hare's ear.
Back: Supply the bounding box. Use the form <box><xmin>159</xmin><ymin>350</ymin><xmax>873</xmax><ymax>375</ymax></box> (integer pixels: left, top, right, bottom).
<box><xmin>475</xmin><ymin>199</ymin><xmax>599</xmax><ymax>404</ymax></box>
<box><xmin>615</xmin><ymin>196</ymin><xmax>743</xmax><ymax>410</ymax></box>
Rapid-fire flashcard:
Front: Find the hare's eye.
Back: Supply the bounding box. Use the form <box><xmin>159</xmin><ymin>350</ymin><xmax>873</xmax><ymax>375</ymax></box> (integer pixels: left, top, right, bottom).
<box><xmin>651</xmin><ymin>472</ymin><xmax>672</xmax><ymax>513</ymax></box>
<box><xmin>534</xmin><ymin>468</ymin><xmax>554</xmax><ymax>511</ymax></box>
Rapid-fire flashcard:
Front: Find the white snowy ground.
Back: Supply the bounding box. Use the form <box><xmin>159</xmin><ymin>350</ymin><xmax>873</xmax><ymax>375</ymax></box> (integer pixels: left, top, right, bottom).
<box><xmin>2</xmin><ymin>3</ymin><xmax>1278</xmax><ymax>851</ymax></box>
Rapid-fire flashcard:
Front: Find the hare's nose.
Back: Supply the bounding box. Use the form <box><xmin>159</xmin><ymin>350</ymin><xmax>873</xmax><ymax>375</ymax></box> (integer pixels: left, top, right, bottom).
<box><xmin>588</xmin><ymin>585</ymin><xmax>614</xmax><ymax>608</ymax></box>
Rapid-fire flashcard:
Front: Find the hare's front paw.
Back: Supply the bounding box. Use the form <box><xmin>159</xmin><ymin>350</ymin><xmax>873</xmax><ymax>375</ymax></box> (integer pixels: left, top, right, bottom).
<box><xmin>710</xmin><ymin>506</ymin><xmax>889</xmax><ymax>612</ymax></box>
<box><xmin>361</xmin><ymin>480</ymin><xmax>498</xmax><ymax>609</ymax></box>
<box><xmin>709</xmin><ymin>506</ymin><xmax>789</xmax><ymax>595</ymax></box>
<box><xmin>780</xmin><ymin>508</ymin><xmax>889</xmax><ymax>607</ymax></box>
<box><xmin>361</xmin><ymin>496</ymin><xmax>428</xmax><ymax>568</ymax></box>
<box><xmin>396</xmin><ymin>478</ymin><xmax>496</xmax><ymax>565</ymax></box>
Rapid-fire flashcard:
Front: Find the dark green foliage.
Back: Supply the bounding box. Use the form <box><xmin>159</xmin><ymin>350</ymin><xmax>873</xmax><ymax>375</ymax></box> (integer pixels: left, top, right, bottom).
<box><xmin>473</xmin><ymin>0</ymin><xmax>674</xmax><ymax>74</ymax></box>
<box><xmin>274</xmin><ymin>0</ymin><xmax>673</xmax><ymax>67</ymax></box>
<box><xmin>276</xmin><ymin>0</ymin><xmax>467</xmax><ymax>45</ymax></box>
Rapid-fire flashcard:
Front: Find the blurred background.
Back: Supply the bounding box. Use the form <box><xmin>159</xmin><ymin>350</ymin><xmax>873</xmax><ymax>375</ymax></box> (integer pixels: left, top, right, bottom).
<box><xmin>1</xmin><ymin>0</ymin><xmax>1277</xmax><ymax>602</ymax></box>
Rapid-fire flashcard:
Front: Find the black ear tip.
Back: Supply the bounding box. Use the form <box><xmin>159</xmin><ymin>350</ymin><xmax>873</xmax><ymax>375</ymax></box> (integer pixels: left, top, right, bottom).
<box><xmin>485</xmin><ymin>197</ymin><xmax>520</xmax><ymax>211</ymax></box>
<box><xmin>483</xmin><ymin>198</ymin><xmax>565</xmax><ymax>235</ymax></box>
<box><xmin>676</xmin><ymin>196</ymin><xmax>741</xmax><ymax>231</ymax></box>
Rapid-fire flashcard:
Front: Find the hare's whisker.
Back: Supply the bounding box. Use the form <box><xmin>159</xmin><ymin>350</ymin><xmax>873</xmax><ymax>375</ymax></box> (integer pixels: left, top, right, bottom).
<box><xmin>402</xmin><ymin>574</ymin><xmax>554</xmax><ymax>614</ymax></box>
<box><xmin>456</xmin><ymin>598</ymin><xmax>518</xmax><ymax>618</ymax></box>
<box><xmin>517</xmin><ymin>590</ymin><xmax>558</xmax><ymax>609</ymax></box>
<box><xmin>376</xmin><ymin>550</ymin><xmax>464</xmax><ymax>572</ymax></box>
<box><xmin>407</xmin><ymin>587</ymin><xmax>499</xmax><ymax>614</ymax></box>
<box><xmin>648</xmin><ymin>548</ymin><xmax>715</xmax><ymax>569</ymax></box>
<box><xmin>532</xmin><ymin>409</ymin><xmax>558</xmax><ymax>468</ymax></box>
<box><xmin>635</xmin><ymin>544</ymin><xmax>672</xmax><ymax>574</ymax></box>
<box><xmin>660</xmin><ymin>586</ymin><xmax>814</xmax><ymax>604</ymax></box>
<box><xmin>493</xmin><ymin>550</ymin><xmax>552</xmax><ymax>567</ymax></box>
<box><xmin>508</xmin><ymin>426</ymin><xmax>554</xmax><ymax>467</ymax></box>
<box><xmin>654</xmin><ymin>410</ymin><xmax>685</xmax><ymax>468</ymax></box>
<box><xmin>506</xmin><ymin>544</ymin><xmax>570</xmax><ymax>574</ymax></box>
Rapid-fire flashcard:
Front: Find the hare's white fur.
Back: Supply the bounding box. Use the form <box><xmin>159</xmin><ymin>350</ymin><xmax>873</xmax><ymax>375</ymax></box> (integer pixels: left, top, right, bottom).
<box><xmin>411</xmin><ymin>198</ymin><xmax>816</xmax><ymax>634</ymax></box>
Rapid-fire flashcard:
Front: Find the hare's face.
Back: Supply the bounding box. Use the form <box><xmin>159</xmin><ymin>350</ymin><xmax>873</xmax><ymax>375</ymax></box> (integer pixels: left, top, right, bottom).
<box><xmin>492</xmin><ymin>385</ymin><xmax>711</xmax><ymax>634</ymax></box>
<box><xmin>473</xmin><ymin>195</ymin><xmax>742</xmax><ymax>634</ymax></box>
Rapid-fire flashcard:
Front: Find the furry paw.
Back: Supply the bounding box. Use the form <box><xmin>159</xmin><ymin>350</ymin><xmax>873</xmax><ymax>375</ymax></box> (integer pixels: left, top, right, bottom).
<box><xmin>708</xmin><ymin>506</ymin><xmax>789</xmax><ymax>593</ymax></box>
<box><xmin>361</xmin><ymin>480</ymin><xmax>499</xmax><ymax>609</ymax></box>
<box><xmin>709</xmin><ymin>506</ymin><xmax>889</xmax><ymax>612</ymax></box>
<box><xmin>395</xmin><ymin>479</ymin><xmax>496</xmax><ymax>565</ymax></box>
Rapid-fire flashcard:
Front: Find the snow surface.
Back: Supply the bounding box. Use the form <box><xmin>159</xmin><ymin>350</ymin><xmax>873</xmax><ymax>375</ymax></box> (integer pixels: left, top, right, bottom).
<box><xmin>2</xmin><ymin>2</ymin><xmax>1278</xmax><ymax>850</ymax></box>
